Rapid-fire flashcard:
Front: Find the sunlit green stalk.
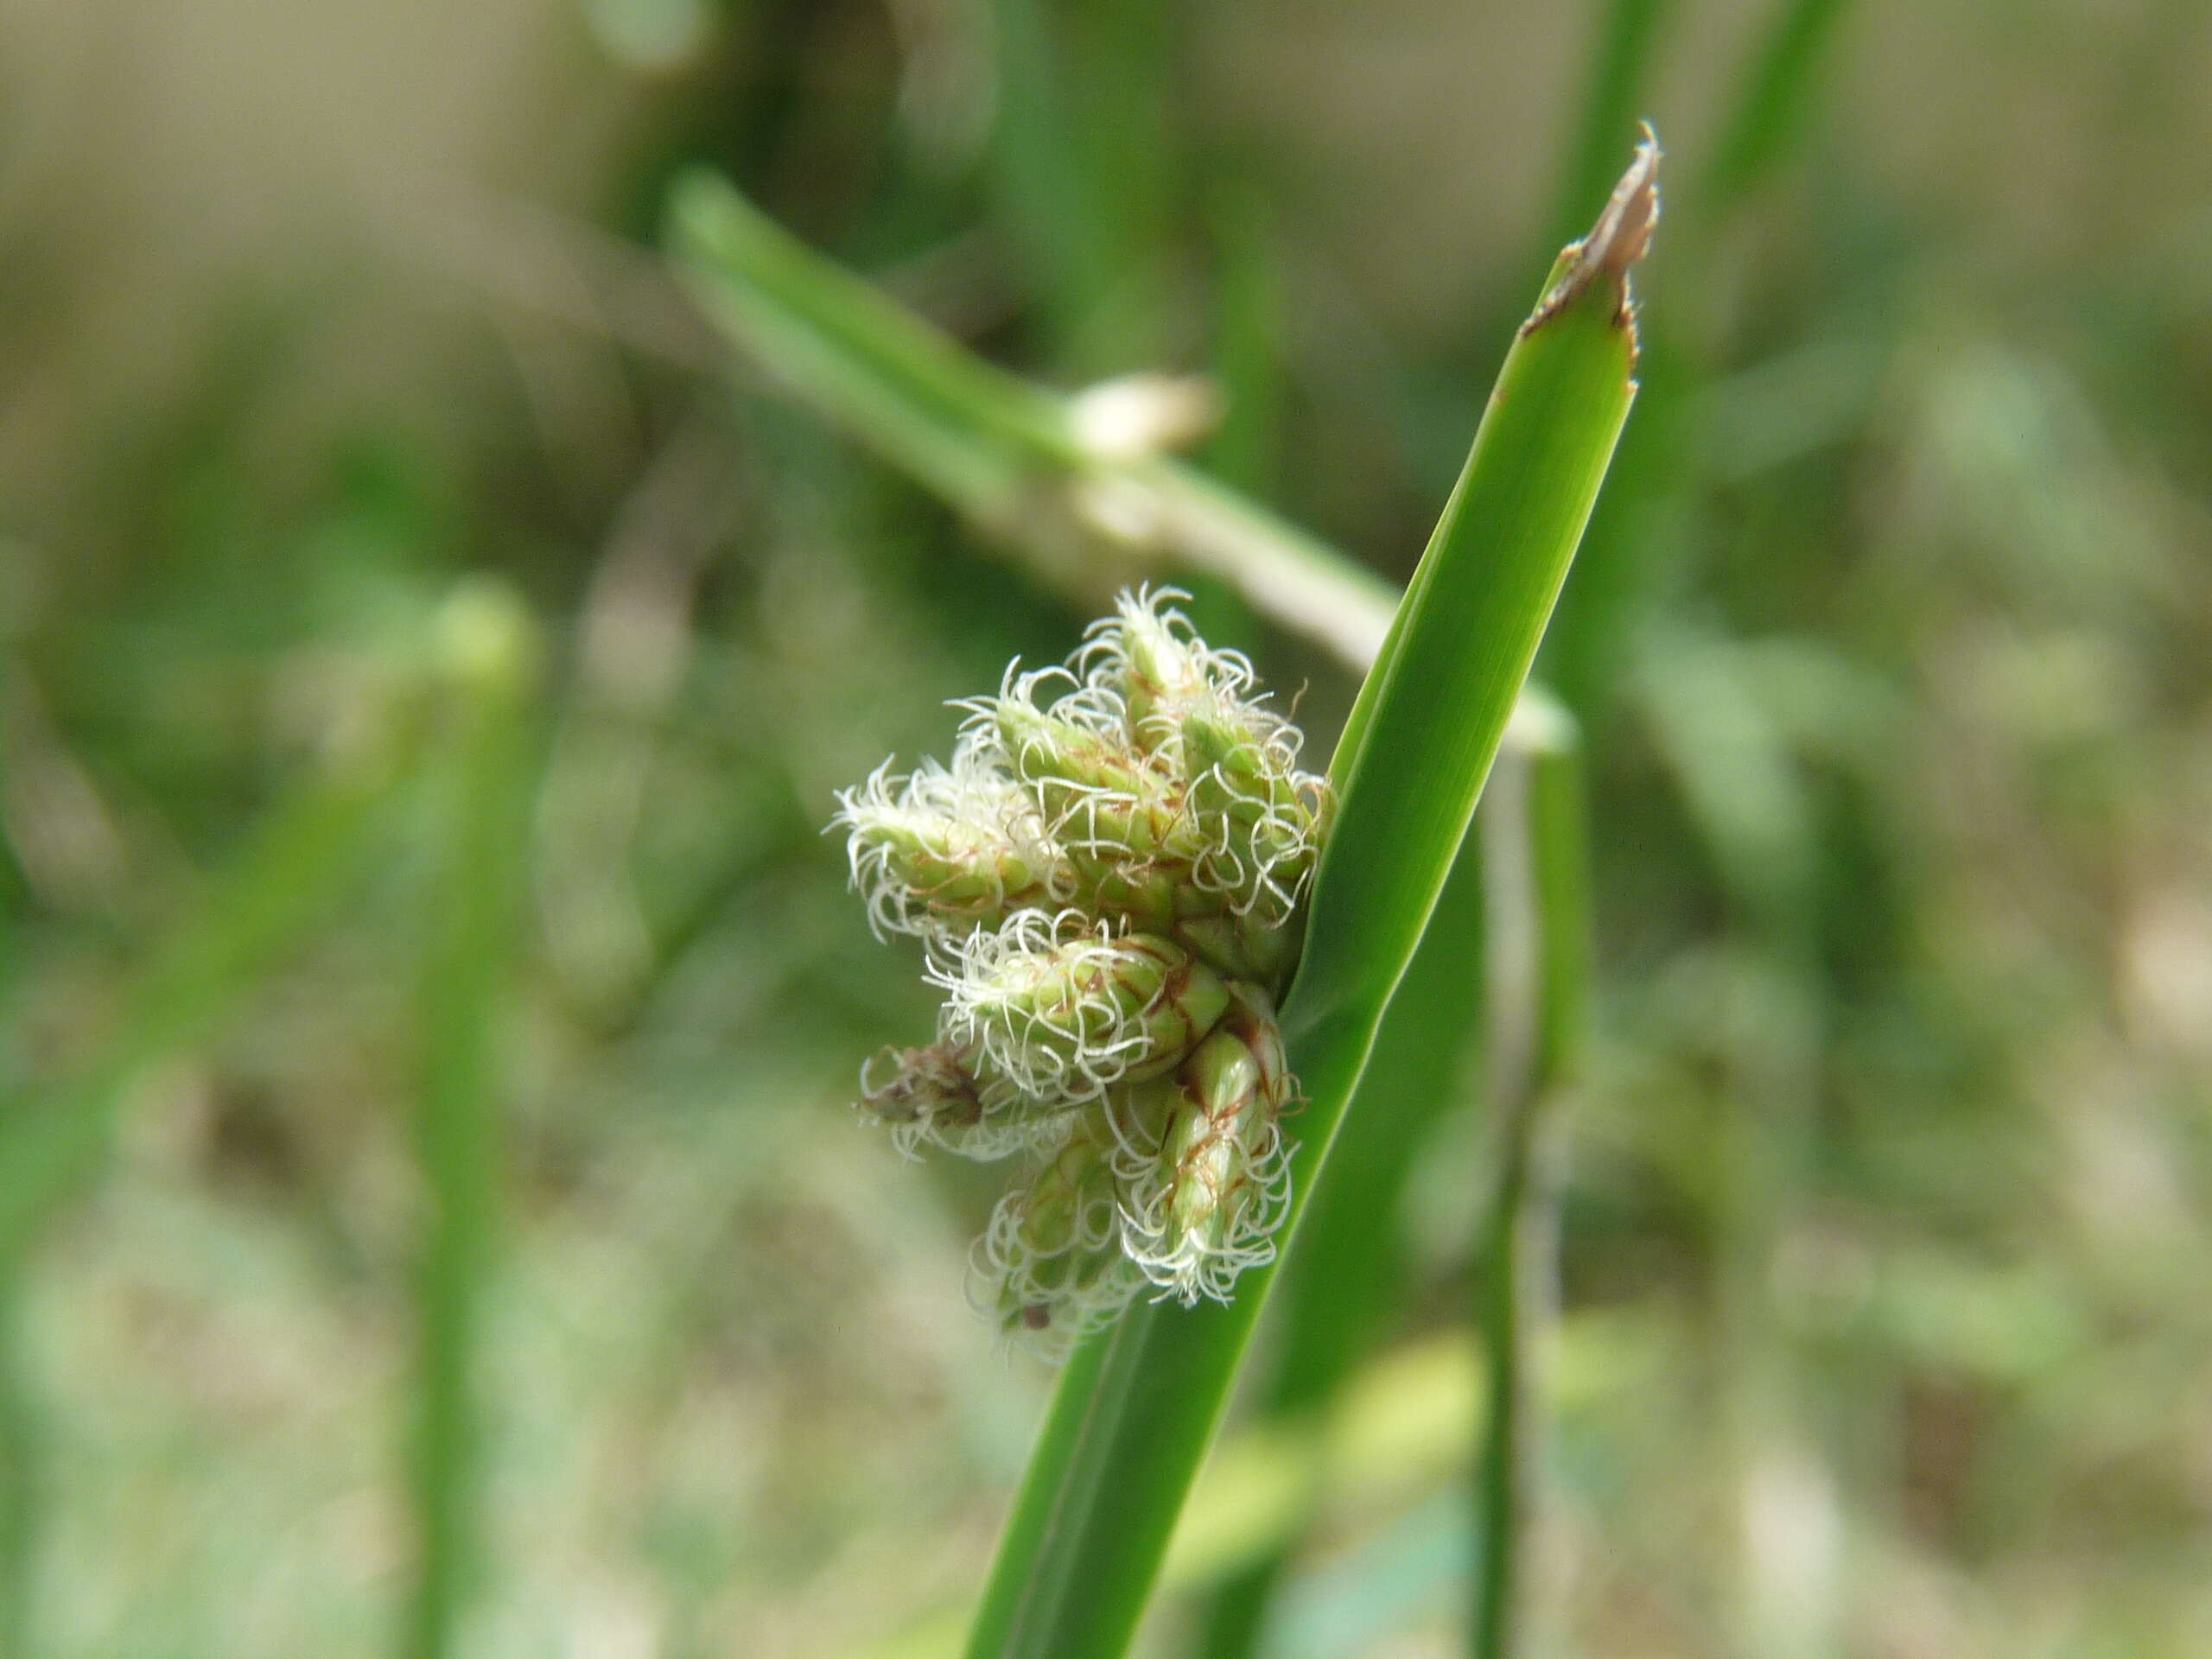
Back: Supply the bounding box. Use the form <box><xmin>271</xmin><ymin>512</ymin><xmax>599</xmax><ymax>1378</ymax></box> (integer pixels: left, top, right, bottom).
<box><xmin>405</xmin><ymin>586</ymin><xmax>540</xmax><ymax>1659</ymax></box>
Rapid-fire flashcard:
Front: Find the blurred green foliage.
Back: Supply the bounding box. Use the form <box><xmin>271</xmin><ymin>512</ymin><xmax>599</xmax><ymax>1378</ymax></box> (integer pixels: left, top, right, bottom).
<box><xmin>3</xmin><ymin>1</ymin><xmax>2212</xmax><ymax>1656</ymax></box>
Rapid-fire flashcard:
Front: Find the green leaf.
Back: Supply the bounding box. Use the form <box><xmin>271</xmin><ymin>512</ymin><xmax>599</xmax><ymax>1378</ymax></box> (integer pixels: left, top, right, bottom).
<box><xmin>962</xmin><ymin>135</ymin><xmax>1657</xmax><ymax>1659</ymax></box>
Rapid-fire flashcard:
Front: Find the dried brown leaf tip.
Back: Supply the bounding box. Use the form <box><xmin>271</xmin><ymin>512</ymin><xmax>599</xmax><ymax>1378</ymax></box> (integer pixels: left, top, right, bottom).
<box><xmin>1525</xmin><ymin>124</ymin><xmax>1662</xmax><ymax>344</ymax></box>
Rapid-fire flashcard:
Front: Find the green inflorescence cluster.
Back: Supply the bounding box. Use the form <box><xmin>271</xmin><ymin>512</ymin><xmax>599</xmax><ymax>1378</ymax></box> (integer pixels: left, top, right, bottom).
<box><xmin>835</xmin><ymin>589</ymin><xmax>1331</xmax><ymax>1354</ymax></box>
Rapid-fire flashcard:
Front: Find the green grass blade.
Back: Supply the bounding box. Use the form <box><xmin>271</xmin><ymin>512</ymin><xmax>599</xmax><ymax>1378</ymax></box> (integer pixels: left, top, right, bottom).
<box><xmin>405</xmin><ymin>587</ymin><xmax>540</xmax><ymax>1659</ymax></box>
<box><xmin>1704</xmin><ymin>0</ymin><xmax>1856</xmax><ymax>204</ymax></box>
<box><xmin>1318</xmin><ymin>137</ymin><xmax>1653</xmax><ymax>873</ymax></box>
<box><xmin>1552</xmin><ymin>0</ymin><xmax>1677</xmax><ymax>251</ymax></box>
<box><xmin>0</xmin><ymin>735</ymin><xmax>418</xmax><ymax>1269</ymax></box>
<box><xmin>962</xmin><ymin>136</ymin><xmax>1656</xmax><ymax>1659</ymax></box>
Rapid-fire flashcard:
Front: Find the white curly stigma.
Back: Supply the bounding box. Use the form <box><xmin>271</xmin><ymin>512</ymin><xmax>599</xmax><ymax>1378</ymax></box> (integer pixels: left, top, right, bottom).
<box><xmin>931</xmin><ymin>911</ymin><xmax>1177</xmax><ymax>1103</ymax></box>
<box><xmin>951</xmin><ymin>659</ymin><xmax>1118</xmax><ymax>751</ymax></box>
<box><xmin>834</xmin><ymin>587</ymin><xmax>1326</xmax><ymax>1360</ymax></box>
<box><xmin>967</xmin><ymin>1233</ymin><xmax>1144</xmax><ymax>1362</ymax></box>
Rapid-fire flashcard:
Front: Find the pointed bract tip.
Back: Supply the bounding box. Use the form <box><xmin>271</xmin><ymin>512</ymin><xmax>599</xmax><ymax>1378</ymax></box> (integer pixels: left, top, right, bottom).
<box><xmin>1525</xmin><ymin>124</ymin><xmax>1662</xmax><ymax>342</ymax></box>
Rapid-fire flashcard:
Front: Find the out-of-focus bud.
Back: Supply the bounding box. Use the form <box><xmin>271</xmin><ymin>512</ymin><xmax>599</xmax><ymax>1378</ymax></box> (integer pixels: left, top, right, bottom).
<box><xmin>833</xmin><ymin>754</ymin><xmax>1062</xmax><ymax>942</ymax></box>
<box><xmin>936</xmin><ymin>913</ymin><xmax>1230</xmax><ymax>1103</ymax></box>
<box><xmin>1067</xmin><ymin>373</ymin><xmax>1222</xmax><ymax>463</ymax></box>
<box><xmin>1117</xmin><ymin>993</ymin><xmax>1294</xmax><ymax>1305</ymax></box>
<box><xmin>970</xmin><ymin>1116</ymin><xmax>1146</xmax><ymax>1356</ymax></box>
<box><xmin>857</xmin><ymin>1040</ymin><xmax>1065</xmax><ymax>1161</ymax></box>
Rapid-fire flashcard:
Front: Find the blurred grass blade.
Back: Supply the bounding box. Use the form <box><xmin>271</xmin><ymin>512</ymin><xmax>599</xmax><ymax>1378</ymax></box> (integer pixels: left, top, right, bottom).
<box><xmin>1202</xmin><ymin>182</ymin><xmax>1287</xmax><ymax>500</ymax></box>
<box><xmin>963</xmin><ymin>136</ymin><xmax>1656</xmax><ymax>1659</ymax></box>
<box><xmin>1552</xmin><ymin>0</ymin><xmax>1677</xmax><ymax>250</ymax></box>
<box><xmin>665</xmin><ymin>169</ymin><xmax>1408</xmax><ymax>674</ymax></box>
<box><xmin>667</xmin><ymin>167</ymin><xmax>1602</xmax><ymax>727</ymax></box>
<box><xmin>984</xmin><ymin>0</ymin><xmax>1178</xmax><ymax>368</ymax></box>
<box><xmin>667</xmin><ymin>172</ymin><xmax>1078</xmax><ymax>527</ymax></box>
<box><xmin>1705</xmin><ymin>0</ymin><xmax>1856</xmax><ymax>202</ymax></box>
<box><xmin>1471</xmin><ymin>727</ymin><xmax>1591</xmax><ymax>1659</ymax></box>
<box><xmin>0</xmin><ymin>679</ymin><xmax>421</xmax><ymax>1656</ymax></box>
<box><xmin>0</xmin><ymin>734</ymin><xmax>419</xmax><ymax>1268</ymax></box>
<box><xmin>406</xmin><ymin>586</ymin><xmax>540</xmax><ymax>1659</ymax></box>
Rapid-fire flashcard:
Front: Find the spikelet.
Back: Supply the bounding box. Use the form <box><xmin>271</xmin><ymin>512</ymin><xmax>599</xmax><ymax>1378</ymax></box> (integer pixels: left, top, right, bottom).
<box><xmin>831</xmin><ymin>748</ymin><xmax>1065</xmax><ymax>944</ymax></box>
<box><xmin>857</xmin><ymin>1040</ymin><xmax>1070</xmax><ymax>1162</ymax></box>
<box><xmin>968</xmin><ymin>1113</ymin><xmax>1147</xmax><ymax>1358</ymax></box>
<box><xmin>1178</xmin><ymin>693</ymin><xmax>1326</xmax><ymax>926</ymax></box>
<box><xmin>1112</xmin><ymin>991</ymin><xmax>1294</xmax><ymax>1305</ymax></box>
<box><xmin>931</xmin><ymin>911</ymin><xmax>1229</xmax><ymax>1104</ymax></box>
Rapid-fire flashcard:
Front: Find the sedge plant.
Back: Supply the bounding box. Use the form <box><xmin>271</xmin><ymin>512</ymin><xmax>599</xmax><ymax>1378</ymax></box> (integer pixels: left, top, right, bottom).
<box><xmin>824</xmin><ymin>137</ymin><xmax>1658</xmax><ymax>1656</ymax></box>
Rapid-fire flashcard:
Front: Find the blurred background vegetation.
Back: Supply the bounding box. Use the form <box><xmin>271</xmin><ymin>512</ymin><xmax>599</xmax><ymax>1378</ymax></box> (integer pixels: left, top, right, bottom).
<box><xmin>4</xmin><ymin>0</ymin><xmax>2212</xmax><ymax>1655</ymax></box>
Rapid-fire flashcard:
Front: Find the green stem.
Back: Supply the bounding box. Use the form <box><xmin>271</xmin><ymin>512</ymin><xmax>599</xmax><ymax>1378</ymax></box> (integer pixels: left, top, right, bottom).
<box><xmin>405</xmin><ymin>587</ymin><xmax>539</xmax><ymax>1659</ymax></box>
<box><xmin>1199</xmin><ymin>827</ymin><xmax>1489</xmax><ymax>1659</ymax></box>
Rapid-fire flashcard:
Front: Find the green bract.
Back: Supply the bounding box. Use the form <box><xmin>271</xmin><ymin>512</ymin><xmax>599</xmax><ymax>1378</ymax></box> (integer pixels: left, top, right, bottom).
<box><xmin>833</xmin><ymin>587</ymin><xmax>1328</xmax><ymax>1354</ymax></box>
